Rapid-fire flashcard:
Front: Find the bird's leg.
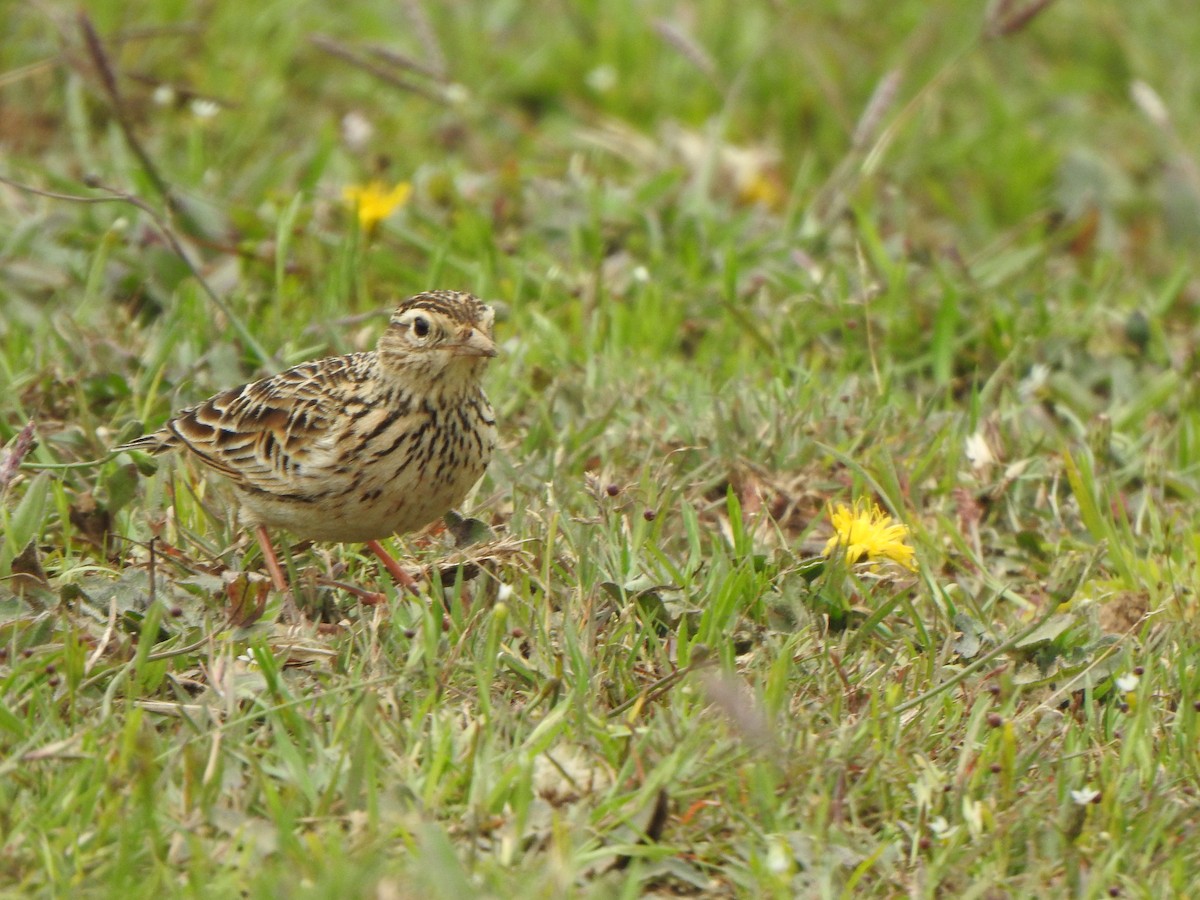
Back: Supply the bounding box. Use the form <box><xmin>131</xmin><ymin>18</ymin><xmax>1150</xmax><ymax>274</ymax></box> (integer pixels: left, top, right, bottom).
<box><xmin>255</xmin><ymin>525</ymin><xmax>290</xmax><ymax>593</ymax></box>
<box><xmin>364</xmin><ymin>539</ymin><xmax>420</xmax><ymax>593</ymax></box>
<box><xmin>253</xmin><ymin>525</ymin><xmax>305</xmax><ymax>622</ymax></box>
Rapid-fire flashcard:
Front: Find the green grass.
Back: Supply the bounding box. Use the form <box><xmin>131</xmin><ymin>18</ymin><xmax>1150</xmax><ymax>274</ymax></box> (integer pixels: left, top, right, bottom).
<box><xmin>4</xmin><ymin>0</ymin><xmax>1200</xmax><ymax>895</ymax></box>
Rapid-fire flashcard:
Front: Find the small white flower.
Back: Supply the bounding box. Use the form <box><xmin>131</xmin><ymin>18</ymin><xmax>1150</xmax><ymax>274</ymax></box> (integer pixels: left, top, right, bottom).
<box><xmin>1071</xmin><ymin>788</ymin><xmax>1100</xmax><ymax>806</ymax></box>
<box><xmin>444</xmin><ymin>83</ymin><xmax>469</xmax><ymax>105</ymax></box>
<box><xmin>1018</xmin><ymin>363</ymin><xmax>1051</xmax><ymax>401</ymax></box>
<box><xmin>961</xmin><ymin>797</ymin><xmax>987</xmax><ymax>836</ymax></box>
<box><xmin>190</xmin><ymin>98</ymin><xmax>220</xmax><ymax>119</ymax></box>
<box><xmin>1115</xmin><ymin>672</ymin><xmax>1139</xmax><ymax>693</ymax></box>
<box><xmin>632</xmin><ymin>265</ymin><xmax>650</xmax><ymax>283</ymax></box>
<box><xmin>152</xmin><ymin>84</ymin><xmax>176</xmax><ymax>106</ymax></box>
<box><xmin>765</xmin><ymin>835</ymin><xmax>791</xmax><ymax>875</ymax></box>
<box><xmin>964</xmin><ymin>432</ymin><xmax>995</xmax><ymax>472</ymax></box>
<box><xmin>340</xmin><ymin>111</ymin><xmax>374</xmax><ymax>150</ymax></box>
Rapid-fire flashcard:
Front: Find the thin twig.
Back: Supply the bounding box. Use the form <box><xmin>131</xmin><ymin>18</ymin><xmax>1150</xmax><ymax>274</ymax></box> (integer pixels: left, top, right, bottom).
<box><xmin>310</xmin><ymin>34</ymin><xmax>451</xmax><ymax>104</ymax></box>
<box><xmin>607</xmin><ymin>651</ymin><xmax>716</xmax><ymax>718</ymax></box>
<box><xmin>0</xmin><ymin>57</ymin><xmax>57</xmax><ymax>89</ymax></box>
<box><xmin>400</xmin><ymin>0</ymin><xmax>447</xmax><ymax>79</ymax></box>
<box><xmin>145</xmin><ymin>635</ymin><xmax>214</xmax><ymax>662</ymax></box>
<box><xmin>985</xmin><ymin>0</ymin><xmax>1060</xmax><ymax>38</ymax></box>
<box><xmin>892</xmin><ymin>608</ymin><xmax>1066</xmax><ymax>715</ymax></box>
<box><xmin>852</xmin><ymin>69</ymin><xmax>902</xmax><ymax>150</ymax></box>
<box><xmin>362</xmin><ymin>44</ymin><xmax>444</xmax><ymax>82</ymax></box>
<box><xmin>84</xmin><ymin>594</ymin><xmax>121</xmax><ymax>676</ymax></box>
<box><xmin>652</xmin><ymin>18</ymin><xmax>721</xmax><ymax>88</ymax></box>
<box><xmin>77</xmin><ymin>12</ymin><xmax>175</xmax><ymax>211</ymax></box>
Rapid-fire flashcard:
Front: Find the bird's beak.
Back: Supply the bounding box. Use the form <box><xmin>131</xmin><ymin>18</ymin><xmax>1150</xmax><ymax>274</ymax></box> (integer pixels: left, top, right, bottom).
<box><xmin>450</xmin><ymin>327</ymin><xmax>498</xmax><ymax>358</ymax></box>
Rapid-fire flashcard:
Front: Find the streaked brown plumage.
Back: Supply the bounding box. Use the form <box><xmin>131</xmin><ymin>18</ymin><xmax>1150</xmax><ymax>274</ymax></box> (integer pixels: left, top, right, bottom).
<box><xmin>117</xmin><ymin>290</ymin><xmax>498</xmax><ymax>591</ymax></box>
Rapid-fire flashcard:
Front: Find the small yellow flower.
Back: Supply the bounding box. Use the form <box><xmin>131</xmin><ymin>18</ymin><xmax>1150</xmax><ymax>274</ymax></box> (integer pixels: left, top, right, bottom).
<box><xmin>822</xmin><ymin>500</ymin><xmax>917</xmax><ymax>571</ymax></box>
<box><xmin>342</xmin><ymin>181</ymin><xmax>411</xmax><ymax>231</ymax></box>
<box><xmin>737</xmin><ymin>171</ymin><xmax>785</xmax><ymax>210</ymax></box>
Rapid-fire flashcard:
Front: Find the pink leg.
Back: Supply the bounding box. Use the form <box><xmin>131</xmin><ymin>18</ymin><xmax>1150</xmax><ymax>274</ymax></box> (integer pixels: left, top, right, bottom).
<box><xmin>364</xmin><ymin>539</ymin><xmax>420</xmax><ymax>593</ymax></box>
<box><xmin>255</xmin><ymin>525</ymin><xmax>290</xmax><ymax>593</ymax></box>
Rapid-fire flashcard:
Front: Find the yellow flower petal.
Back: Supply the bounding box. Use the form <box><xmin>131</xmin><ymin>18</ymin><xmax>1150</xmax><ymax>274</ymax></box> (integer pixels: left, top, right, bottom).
<box><xmin>737</xmin><ymin>172</ymin><xmax>785</xmax><ymax>209</ymax></box>
<box><xmin>822</xmin><ymin>500</ymin><xmax>917</xmax><ymax>571</ymax></box>
<box><xmin>343</xmin><ymin>180</ymin><xmax>412</xmax><ymax>230</ymax></box>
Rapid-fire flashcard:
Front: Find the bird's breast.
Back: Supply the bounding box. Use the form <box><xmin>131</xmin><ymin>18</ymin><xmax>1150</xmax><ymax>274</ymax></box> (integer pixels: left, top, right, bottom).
<box><xmin>238</xmin><ymin>389</ymin><xmax>496</xmax><ymax>543</ymax></box>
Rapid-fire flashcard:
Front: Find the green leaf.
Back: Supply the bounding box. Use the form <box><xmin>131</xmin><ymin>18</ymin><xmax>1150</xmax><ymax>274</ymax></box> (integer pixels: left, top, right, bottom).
<box><xmin>1012</xmin><ymin>613</ymin><xmax>1076</xmax><ymax>649</ymax></box>
<box><xmin>1</xmin><ymin>471</ymin><xmax>50</xmax><ymax>577</ymax></box>
<box><xmin>952</xmin><ymin>612</ymin><xmax>987</xmax><ymax>659</ymax></box>
<box><xmin>101</xmin><ymin>462</ymin><xmax>140</xmax><ymax>516</ymax></box>
<box><xmin>443</xmin><ymin>510</ymin><xmax>495</xmax><ymax>547</ymax></box>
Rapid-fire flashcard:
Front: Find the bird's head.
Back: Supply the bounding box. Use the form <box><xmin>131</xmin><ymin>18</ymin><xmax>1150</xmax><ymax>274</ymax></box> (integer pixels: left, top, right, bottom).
<box><xmin>377</xmin><ymin>290</ymin><xmax>497</xmax><ymax>389</ymax></box>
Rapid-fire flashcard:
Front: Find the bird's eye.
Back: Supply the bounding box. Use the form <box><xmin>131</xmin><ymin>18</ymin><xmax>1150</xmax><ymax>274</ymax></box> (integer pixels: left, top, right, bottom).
<box><xmin>413</xmin><ymin>316</ymin><xmax>430</xmax><ymax>338</ymax></box>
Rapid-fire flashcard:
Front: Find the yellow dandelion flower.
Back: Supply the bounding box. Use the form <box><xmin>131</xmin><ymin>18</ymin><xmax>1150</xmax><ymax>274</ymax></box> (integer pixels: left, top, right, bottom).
<box><xmin>822</xmin><ymin>500</ymin><xmax>917</xmax><ymax>571</ymax></box>
<box><xmin>737</xmin><ymin>172</ymin><xmax>785</xmax><ymax>210</ymax></box>
<box><xmin>343</xmin><ymin>181</ymin><xmax>411</xmax><ymax>231</ymax></box>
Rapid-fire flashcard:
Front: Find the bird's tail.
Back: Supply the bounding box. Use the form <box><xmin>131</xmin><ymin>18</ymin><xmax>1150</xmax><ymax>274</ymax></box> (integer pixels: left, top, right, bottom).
<box><xmin>113</xmin><ymin>429</ymin><xmax>178</xmax><ymax>456</ymax></box>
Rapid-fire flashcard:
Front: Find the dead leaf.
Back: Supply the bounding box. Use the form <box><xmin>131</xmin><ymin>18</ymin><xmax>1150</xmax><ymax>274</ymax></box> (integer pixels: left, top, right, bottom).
<box><xmin>222</xmin><ymin>570</ymin><xmax>270</xmax><ymax>626</ymax></box>
<box><xmin>22</xmin><ymin>733</ymin><xmax>88</xmax><ymax>762</ymax></box>
<box><xmin>1097</xmin><ymin>592</ymin><xmax>1148</xmax><ymax>634</ymax></box>
<box><xmin>10</xmin><ymin>540</ymin><xmax>49</xmax><ymax>596</ymax></box>
<box><xmin>69</xmin><ymin>491</ymin><xmax>116</xmax><ymax>554</ymax></box>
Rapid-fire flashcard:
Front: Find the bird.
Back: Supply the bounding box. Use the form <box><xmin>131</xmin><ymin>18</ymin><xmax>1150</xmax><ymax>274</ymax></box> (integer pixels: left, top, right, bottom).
<box><xmin>116</xmin><ymin>289</ymin><xmax>499</xmax><ymax>596</ymax></box>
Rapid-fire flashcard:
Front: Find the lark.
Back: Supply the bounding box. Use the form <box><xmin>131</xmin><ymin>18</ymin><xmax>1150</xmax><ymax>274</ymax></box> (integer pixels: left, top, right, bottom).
<box><xmin>117</xmin><ymin>290</ymin><xmax>498</xmax><ymax>594</ymax></box>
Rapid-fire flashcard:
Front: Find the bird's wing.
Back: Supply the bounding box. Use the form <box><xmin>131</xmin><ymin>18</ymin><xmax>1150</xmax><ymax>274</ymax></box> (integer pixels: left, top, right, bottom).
<box><xmin>151</xmin><ymin>354</ymin><xmax>373</xmax><ymax>496</ymax></box>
